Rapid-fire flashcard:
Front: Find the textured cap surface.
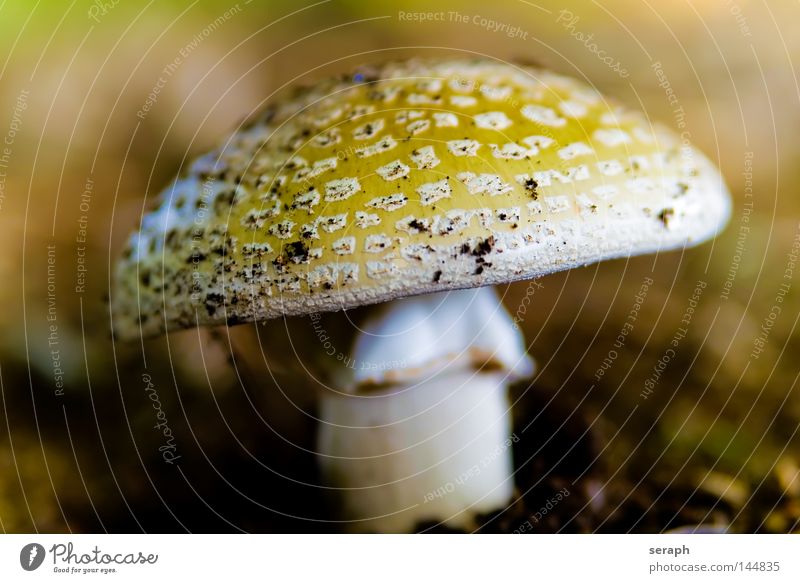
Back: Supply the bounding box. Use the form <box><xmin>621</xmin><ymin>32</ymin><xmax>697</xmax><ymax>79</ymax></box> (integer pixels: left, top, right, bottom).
<box><xmin>112</xmin><ymin>58</ymin><xmax>731</xmax><ymax>339</ymax></box>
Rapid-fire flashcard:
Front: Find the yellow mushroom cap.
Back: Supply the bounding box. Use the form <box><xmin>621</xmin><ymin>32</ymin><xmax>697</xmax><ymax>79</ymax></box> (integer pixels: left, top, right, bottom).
<box><xmin>112</xmin><ymin>58</ymin><xmax>731</xmax><ymax>339</ymax></box>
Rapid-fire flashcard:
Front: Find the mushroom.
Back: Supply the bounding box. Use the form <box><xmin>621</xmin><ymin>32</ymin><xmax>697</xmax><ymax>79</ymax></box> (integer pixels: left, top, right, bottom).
<box><xmin>112</xmin><ymin>58</ymin><xmax>731</xmax><ymax>532</ymax></box>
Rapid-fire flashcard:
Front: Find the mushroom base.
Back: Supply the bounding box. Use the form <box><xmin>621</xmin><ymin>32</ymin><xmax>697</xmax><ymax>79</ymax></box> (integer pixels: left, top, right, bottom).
<box><xmin>317</xmin><ymin>370</ymin><xmax>515</xmax><ymax>533</ymax></box>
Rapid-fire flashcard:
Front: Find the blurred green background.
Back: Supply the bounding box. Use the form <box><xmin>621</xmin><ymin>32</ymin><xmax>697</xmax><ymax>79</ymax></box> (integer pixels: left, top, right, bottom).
<box><xmin>1</xmin><ymin>0</ymin><xmax>799</xmax><ymax>533</ymax></box>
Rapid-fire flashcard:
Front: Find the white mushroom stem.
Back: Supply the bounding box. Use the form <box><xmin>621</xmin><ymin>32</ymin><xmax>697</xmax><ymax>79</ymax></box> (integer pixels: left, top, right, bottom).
<box><xmin>317</xmin><ymin>287</ymin><xmax>534</xmax><ymax>533</ymax></box>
